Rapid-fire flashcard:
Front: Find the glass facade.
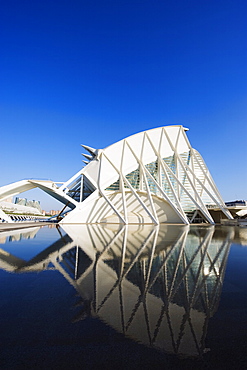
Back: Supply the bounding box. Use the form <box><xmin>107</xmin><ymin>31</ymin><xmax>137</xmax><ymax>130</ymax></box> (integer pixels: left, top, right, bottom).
<box><xmin>104</xmin><ymin>150</ymin><xmax>220</xmax><ymax>219</ymax></box>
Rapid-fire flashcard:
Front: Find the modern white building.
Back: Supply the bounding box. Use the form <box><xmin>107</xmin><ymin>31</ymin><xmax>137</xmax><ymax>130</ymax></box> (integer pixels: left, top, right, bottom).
<box><xmin>0</xmin><ymin>125</ymin><xmax>233</xmax><ymax>224</ymax></box>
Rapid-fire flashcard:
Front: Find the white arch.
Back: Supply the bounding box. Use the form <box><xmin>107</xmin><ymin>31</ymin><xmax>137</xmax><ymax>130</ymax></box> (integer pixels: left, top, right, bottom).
<box><xmin>0</xmin><ymin>179</ymin><xmax>78</xmax><ymax>222</ymax></box>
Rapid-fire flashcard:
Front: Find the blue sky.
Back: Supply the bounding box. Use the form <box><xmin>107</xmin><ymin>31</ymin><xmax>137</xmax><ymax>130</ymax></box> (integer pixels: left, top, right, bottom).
<box><xmin>0</xmin><ymin>0</ymin><xmax>246</xmax><ymax>211</ymax></box>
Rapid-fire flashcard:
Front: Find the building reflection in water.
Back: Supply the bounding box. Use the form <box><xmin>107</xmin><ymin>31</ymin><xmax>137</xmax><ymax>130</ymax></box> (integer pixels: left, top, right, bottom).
<box><xmin>0</xmin><ymin>224</ymin><xmax>234</xmax><ymax>357</ymax></box>
<box><xmin>0</xmin><ymin>227</ymin><xmax>40</xmax><ymax>244</ymax></box>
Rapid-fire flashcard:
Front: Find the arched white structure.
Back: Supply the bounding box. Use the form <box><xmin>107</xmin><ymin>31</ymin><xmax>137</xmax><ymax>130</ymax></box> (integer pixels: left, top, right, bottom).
<box><xmin>60</xmin><ymin>125</ymin><xmax>232</xmax><ymax>224</ymax></box>
<box><xmin>0</xmin><ymin>126</ymin><xmax>233</xmax><ymax>224</ymax></box>
<box><xmin>0</xmin><ymin>180</ymin><xmax>77</xmax><ymax>222</ymax></box>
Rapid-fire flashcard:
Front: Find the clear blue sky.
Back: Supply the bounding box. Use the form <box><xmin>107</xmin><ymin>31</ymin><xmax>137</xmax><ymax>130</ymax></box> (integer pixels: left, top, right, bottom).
<box><xmin>1</xmin><ymin>0</ymin><xmax>246</xmax><ymax>211</ymax></box>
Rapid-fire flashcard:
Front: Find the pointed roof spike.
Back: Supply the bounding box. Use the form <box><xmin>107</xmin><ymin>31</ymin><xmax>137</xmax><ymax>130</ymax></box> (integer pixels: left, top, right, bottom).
<box><xmin>81</xmin><ymin>144</ymin><xmax>97</xmax><ymax>156</ymax></box>
<box><xmin>83</xmin><ymin>153</ymin><xmax>93</xmax><ymax>160</ymax></box>
<box><xmin>82</xmin><ymin>160</ymin><xmax>89</xmax><ymax>165</ymax></box>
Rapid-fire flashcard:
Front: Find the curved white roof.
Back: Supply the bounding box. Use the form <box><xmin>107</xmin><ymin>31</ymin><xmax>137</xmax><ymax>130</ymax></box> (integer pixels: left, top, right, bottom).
<box><xmin>0</xmin><ymin>125</ymin><xmax>233</xmax><ymax>225</ymax></box>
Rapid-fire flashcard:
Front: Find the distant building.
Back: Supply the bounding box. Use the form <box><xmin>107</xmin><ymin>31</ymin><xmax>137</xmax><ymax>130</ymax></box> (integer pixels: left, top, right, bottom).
<box><xmin>0</xmin><ymin>197</ymin><xmax>43</xmax><ymax>222</ymax></box>
<box><xmin>49</xmin><ymin>210</ymin><xmax>61</xmax><ymax>216</ymax></box>
<box><xmin>15</xmin><ymin>197</ymin><xmax>43</xmax><ymax>213</ymax></box>
<box><xmin>225</xmin><ymin>200</ymin><xmax>246</xmax><ymax>207</ymax></box>
<box><xmin>223</xmin><ymin>200</ymin><xmax>247</xmax><ymax>219</ymax></box>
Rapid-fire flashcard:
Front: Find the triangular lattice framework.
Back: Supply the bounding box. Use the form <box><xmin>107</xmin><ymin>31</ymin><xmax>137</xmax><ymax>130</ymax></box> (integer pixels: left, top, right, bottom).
<box><xmin>95</xmin><ymin>126</ymin><xmax>231</xmax><ymax>224</ymax></box>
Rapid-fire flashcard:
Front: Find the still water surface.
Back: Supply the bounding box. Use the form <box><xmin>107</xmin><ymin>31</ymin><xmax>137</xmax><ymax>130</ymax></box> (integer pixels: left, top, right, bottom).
<box><xmin>0</xmin><ymin>224</ymin><xmax>246</xmax><ymax>369</ymax></box>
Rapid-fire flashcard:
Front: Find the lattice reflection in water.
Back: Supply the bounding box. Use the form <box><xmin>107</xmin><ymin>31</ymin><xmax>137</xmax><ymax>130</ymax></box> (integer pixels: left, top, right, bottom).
<box><xmin>0</xmin><ymin>224</ymin><xmax>233</xmax><ymax>357</ymax></box>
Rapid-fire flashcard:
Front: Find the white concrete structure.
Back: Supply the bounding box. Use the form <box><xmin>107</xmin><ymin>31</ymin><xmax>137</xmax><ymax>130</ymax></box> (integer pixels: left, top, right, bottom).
<box><xmin>0</xmin><ymin>125</ymin><xmax>233</xmax><ymax>224</ymax></box>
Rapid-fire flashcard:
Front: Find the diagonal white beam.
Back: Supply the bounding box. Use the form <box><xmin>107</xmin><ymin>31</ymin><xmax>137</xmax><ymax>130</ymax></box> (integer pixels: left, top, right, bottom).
<box><xmin>145</xmin><ymin>132</ymin><xmax>189</xmax><ymax>223</ymax></box>
<box><xmin>126</xmin><ymin>140</ymin><xmax>158</xmax><ymax>223</ymax></box>
<box><xmin>97</xmin><ymin>153</ymin><xmax>127</xmax><ymax>224</ymax></box>
<box><xmin>103</xmin><ymin>151</ymin><xmax>158</xmax><ymax>225</ymax></box>
<box><xmin>163</xmin><ymin>128</ymin><xmax>215</xmax><ymax>224</ymax></box>
<box><xmin>181</xmin><ymin>129</ymin><xmax>225</xmax><ymax>204</ymax></box>
<box><xmin>182</xmin><ymin>149</ymin><xmax>233</xmax><ymax>219</ymax></box>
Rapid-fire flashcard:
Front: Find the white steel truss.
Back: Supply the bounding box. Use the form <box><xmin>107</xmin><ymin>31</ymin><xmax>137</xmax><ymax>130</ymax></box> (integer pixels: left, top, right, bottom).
<box><xmin>61</xmin><ymin>125</ymin><xmax>232</xmax><ymax>225</ymax></box>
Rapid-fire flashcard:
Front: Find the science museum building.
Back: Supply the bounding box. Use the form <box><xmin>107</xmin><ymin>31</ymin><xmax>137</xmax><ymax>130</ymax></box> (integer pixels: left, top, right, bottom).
<box><xmin>0</xmin><ymin>126</ymin><xmax>233</xmax><ymax>225</ymax></box>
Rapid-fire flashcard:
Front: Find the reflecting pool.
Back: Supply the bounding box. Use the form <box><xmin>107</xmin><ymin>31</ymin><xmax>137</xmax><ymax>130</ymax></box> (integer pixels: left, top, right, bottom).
<box><xmin>0</xmin><ymin>224</ymin><xmax>247</xmax><ymax>369</ymax></box>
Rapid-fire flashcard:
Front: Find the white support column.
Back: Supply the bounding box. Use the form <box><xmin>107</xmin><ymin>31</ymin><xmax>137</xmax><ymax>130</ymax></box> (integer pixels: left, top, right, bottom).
<box><xmin>141</xmin><ymin>167</ymin><xmax>158</xmax><ymax>223</ymax></box>
<box><xmin>184</xmin><ymin>152</ymin><xmax>233</xmax><ymax>219</ymax></box>
<box><xmin>145</xmin><ymin>132</ymin><xmax>189</xmax><ymax>223</ymax></box>
<box><xmin>97</xmin><ymin>153</ymin><xmax>127</xmax><ymax>224</ymax></box>
<box><xmin>103</xmin><ymin>151</ymin><xmax>158</xmax><ymax>225</ymax></box>
<box><xmin>122</xmin><ymin>176</ymin><xmax>159</xmax><ymax>224</ymax></box>
<box><xmin>80</xmin><ymin>175</ymin><xmax>84</xmax><ymax>202</ymax></box>
<box><xmin>163</xmin><ymin>128</ymin><xmax>215</xmax><ymax>224</ymax></box>
<box><xmin>142</xmin><ymin>165</ymin><xmax>189</xmax><ymax>224</ymax></box>
<box><xmin>120</xmin><ymin>142</ymin><xmax>128</xmax><ymax>224</ymax></box>
<box><xmin>181</xmin><ymin>130</ymin><xmax>225</xmax><ymax>204</ymax></box>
